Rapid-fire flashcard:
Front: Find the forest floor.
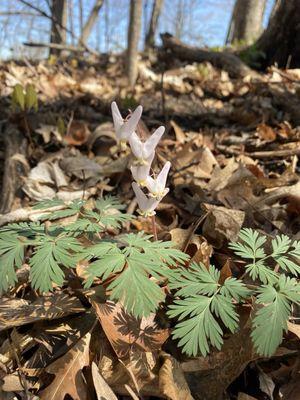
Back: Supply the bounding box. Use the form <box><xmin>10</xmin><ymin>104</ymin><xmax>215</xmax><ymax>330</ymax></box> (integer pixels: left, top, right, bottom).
<box><xmin>0</xmin><ymin>53</ymin><xmax>299</xmax><ymax>400</ymax></box>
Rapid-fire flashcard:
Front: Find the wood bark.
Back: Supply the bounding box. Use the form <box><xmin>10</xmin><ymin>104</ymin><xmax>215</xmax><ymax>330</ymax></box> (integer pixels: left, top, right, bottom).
<box><xmin>79</xmin><ymin>0</ymin><xmax>104</xmax><ymax>46</ymax></box>
<box><xmin>145</xmin><ymin>0</ymin><xmax>163</xmax><ymax>49</ymax></box>
<box><xmin>161</xmin><ymin>33</ymin><xmax>256</xmax><ymax>79</ymax></box>
<box><xmin>50</xmin><ymin>0</ymin><xmax>67</xmax><ymax>55</ymax></box>
<box><xmin>226</xmin><ymin>0</ymin><xmax>266</xmax><ymax>44</ymax></box>
<box><xmin>127</xmin><ymin>0</ymin><xmax>143</xmax><ymax>87</ymax></box>
<box><xmin>255</xmin><ymin>0</ymin><xmax>300</xmax><ymax>68</ymax></box>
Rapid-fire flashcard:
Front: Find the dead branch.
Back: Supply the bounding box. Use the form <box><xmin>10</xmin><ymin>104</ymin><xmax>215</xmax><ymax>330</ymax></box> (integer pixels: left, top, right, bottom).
<box><xmin>23</xmin><ymin>41</ymin><xmax>85</xmax><ymax>53</ymax></box>
<box><xmin>161</xmin><ymin>33</ymin><xmax>257</xmax><ymax>79</ymax></box>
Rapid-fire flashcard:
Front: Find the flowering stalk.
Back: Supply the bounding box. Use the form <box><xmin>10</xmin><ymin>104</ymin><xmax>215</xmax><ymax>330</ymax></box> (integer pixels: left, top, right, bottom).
<box><xmin>111</xmin><ymin>102</ymin><xmax>170</xmax><ymax>239</ymax></box>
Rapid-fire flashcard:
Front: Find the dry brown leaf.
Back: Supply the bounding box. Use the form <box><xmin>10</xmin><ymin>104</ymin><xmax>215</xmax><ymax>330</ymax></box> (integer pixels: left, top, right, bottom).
<box><xmin>219</xmin><ymin>259</ymin><xmax>232</xmax><ymax>284</ymax></box>
<box><xmin>40</xmin><ymin>332</ymin><xmax>90</xmax><ymax>400</ymax></box>
<box><xmin>170</xmin><ymin>228</ymin><xmax>212</xmax><ymax>268</ymax></box>
<box><xmin>256</xmin><ymin>123</ymin><xmax>276</xmax><ymax>142</ymax></box>
<box><xmin>259</xmin><ymin>370</ymin><xmax>275</xmax><ymax>400</ymax></box>
<box><xmin>170</xmin><ymin>120</ymin><xmax>186</xmax><ymax>143</ymax></box>
<box><xmin>92</xmin><ymin>301</ymin><xmax>169</xmax><ymax>358</ymax></box>
<box><xmin>206</xmin><ymin>158</ymin><xmax>238</xmax><ymax>192</ymax></box>
<box><xmin>287</xmin><ymin>321</ymin><xmax>300</xmax><ymax>338</ymax></box>
<box><xmin>237</xmin><ymin>394</ymin><xmax>257</xmax><ymax>400</ymax></box>
<box><xmin>0</xmin><ymin>294</ymin><xmax>85</xmax><ymax>332</ymax></box>
<box><xmin>92</xmin><ymin>362</ymin><xmax>117</xmax><ymax>400</ymax></box>
<box><xmin>64</xmin><ymin>120</ymin><xmax>91</xmax><ymax>146</ymax></box>
<box><xmin>159</xmin><ymin>352</ymin><xmax>194</xmax><ymax>400</ymax></box>
<box><xmin>202</xmin><ymin>204</ymin><xmax>245</xmax><ymax>248</ymax></box>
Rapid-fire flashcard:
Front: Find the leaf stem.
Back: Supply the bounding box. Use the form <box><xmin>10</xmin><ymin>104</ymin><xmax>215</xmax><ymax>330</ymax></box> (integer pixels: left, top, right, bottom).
<box><xmin>151</xmin><ymin>215</ymin><xmax>158</xmax><ymax>241</ymax></box>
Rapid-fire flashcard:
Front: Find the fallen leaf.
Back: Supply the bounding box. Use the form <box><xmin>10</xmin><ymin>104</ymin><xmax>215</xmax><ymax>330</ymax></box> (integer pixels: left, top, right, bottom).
<box><xmin>159</xmin><ymin>352</ymin><xmax>194</xmax><ymax>400</ymax></box>
<box><xmin>0</xmin><ymin>294</ymin><xmax>85</xmax><ymax>332</ymax></box>
<box><xmin>202</xmin><ymin>204</ymin><xmax>245</xmax><ymax>248</ymax></box>
<box><xmin>92</xmin><ymin>301</ymin><xmax>169</xmax><ymax>358</ymax></box>
<box><xmin>259</xmin><ymin>370</ymin><xmax>275</xmax><ymax>400</ymax></box>
<box><xmin>256</xmin><ymin>123</ymin><xmax>276</xmax><ymax>142</ymax></box>
<box><xmin>237</xmin><ymin>393</ymin><xmax>257</xmax><ymax>400</ymax></box>
<box><xmin>287</xmin><ymin>321</ymin><xmax>300</xmax><ymax>338</ymax></box>
<box><xmin>64</xmin><ymin>120</ymin><xmax>91</xmax><ymax>146</ymax></box>
<box><xmin>92</xmin><ymin>362</ymin><xmax>117</xmax><ymax>400</ymax></box>
<box><xmin>219</xmin><ymin>259</ymin><xmax>232</xmax><ymax>284</ymax></box>
<box><xmin>170</xmin><ymin>228</ymin><xmax>212</xmax><ymax>268</ymax></box>
<box><xmin>170</xmin><ymin>120</ymin><xmax>186</xmax><ymax>143</ymax></box>
<box><xmin>40</xmin><ymin>332</ymin><xmax>91</xmax><ymax>400</ymax></box>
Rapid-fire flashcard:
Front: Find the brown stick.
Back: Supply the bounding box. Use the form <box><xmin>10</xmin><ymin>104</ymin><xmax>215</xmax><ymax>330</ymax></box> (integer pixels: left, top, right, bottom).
<box><xmin>217</xmin><ymin>144</ymin><xmax>300</xmax><ymax>159</ymax></box>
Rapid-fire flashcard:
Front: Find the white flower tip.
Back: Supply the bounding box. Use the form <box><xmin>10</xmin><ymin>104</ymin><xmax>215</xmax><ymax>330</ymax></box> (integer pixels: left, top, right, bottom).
<box><xmin>155</xmin><ymin>126</ymin><xmax>165</xmax><ymax>137</ymax></box>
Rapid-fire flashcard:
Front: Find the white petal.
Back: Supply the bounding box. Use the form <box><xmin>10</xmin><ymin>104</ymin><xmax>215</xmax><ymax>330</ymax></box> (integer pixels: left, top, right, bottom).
<box><xmin>129</xmin><ymin>132</ymin><xmax>143</xmax><ymax>158</ymax></box>
<box><xmin>143</xmin><ymin>126</ymin><xmax>165</xmax><ymax>159</ymax></box>
<box><xmin>111</xmin><ymin>102</ymin><xmax>123</xmax><ymax>133</ymax></box>
<box><xmin>157</xmin><ymin>161</ymin><xmax>171</xmax><ymax>190</ymax></box>
<box><xmin>132</xmin><ymin>182</ymin><xmax>148</xmax><ymax>210</ymax></box>
<box><xmin>131</xmin><ymin>163</ymin><xmax>151</xmax><ymax>183</ymax></box>
<box><xmin>145</xmin><ymin>176</ymin><xmax>157</xmax><ymax>193</ymax></box>
<box><xmin>120</xmin><ymin>105</ymin><xmax>143</xmax><ymax>140</ymax></box>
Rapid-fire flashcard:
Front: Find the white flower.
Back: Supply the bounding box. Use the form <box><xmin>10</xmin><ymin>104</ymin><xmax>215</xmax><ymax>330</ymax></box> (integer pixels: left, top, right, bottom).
<box><xmin>132</xmin><ymin>182</ymin><xmax>167</xmax><ymax>216</ymax></box>
<box><xmin>129</xmin><ymin>126</ymin><xmax>165</xmax><ymax>165</ymax></box>
<box><xmin>131</xmin><ymin>162</ymin><xmax>152</xmax><ymax>186</ymax></box>
<box><xmin>111</xmin><ymin>101</ymin><xmax>142</xmax><ymax>144</ymax></box>
<box><xmin>146</xmin><ymin>161</ymin><xmax>171</xmax><ymax>199</ymax></box>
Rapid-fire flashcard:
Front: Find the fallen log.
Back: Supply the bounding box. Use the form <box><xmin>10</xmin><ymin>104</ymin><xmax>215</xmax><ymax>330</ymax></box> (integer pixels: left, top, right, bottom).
<box><xmin>160</xmin><ymin>33</ymin><xmax>257</xmax><ymax>79</ymax></box>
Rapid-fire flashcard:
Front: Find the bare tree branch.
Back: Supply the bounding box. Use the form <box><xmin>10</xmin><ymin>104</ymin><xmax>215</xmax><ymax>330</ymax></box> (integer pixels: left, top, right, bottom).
<box><xmin>17</xmin><ymin>0</ymin><xmax>99</xmax><ymax>56</ymax></box>
<box><xmin>79</xmin><ymin>0</ymin><xmax>104</xmax><ymax>45</ymax></box>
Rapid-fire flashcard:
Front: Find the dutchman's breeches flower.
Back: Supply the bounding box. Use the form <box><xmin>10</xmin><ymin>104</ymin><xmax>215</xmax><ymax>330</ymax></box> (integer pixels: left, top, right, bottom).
<box><xmin>129</xmin><ymin>126</ymin><xmax>165</xmax><ymax>165</ymax></box>
<box><xmin>146</xmin><ymin>161</ymin><xmax>171</xmax><ymax>199</ymax></box>
<box><xmin>132</xmin><ymin>182</ymin><xmax>167</xmax><ymax>216</ymax></box>
<box><xmin>111</xmin><ymin>102</ymin><xmax>170</xmax><ymax>218</ymax></box>
<box><xmin>111</xmin><ymin>101</ymin><xmax>143</xmax><ymax>146</ymax></box>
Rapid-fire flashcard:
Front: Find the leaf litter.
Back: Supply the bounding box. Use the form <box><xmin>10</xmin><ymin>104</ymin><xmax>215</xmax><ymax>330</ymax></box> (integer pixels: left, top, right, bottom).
<box><xmin>0</xmin><ymin>55</ymin><xmax>299</xmax><ymax>400</ymax></box>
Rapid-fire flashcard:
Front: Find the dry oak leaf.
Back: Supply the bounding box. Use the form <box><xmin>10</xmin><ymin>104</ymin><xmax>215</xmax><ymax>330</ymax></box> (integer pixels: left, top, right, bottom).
<box><xmin>159</xmin><ymin>352</ymin><xmax>194</xmax><ymax>400</ymax></box>
<box><xmin>0</xmin><ymin>294</ymin><xmax>85</xmax><ymax>332</ymax></box>
<box><xmin>92</xmin><ymin>362</ymin><xmax>117</xmax><ymax>400</ymax></box>
<box><xmin>40</xmin><ymin>332</ymin><xmax>91</xmax><ymax>400</ymax></box>
<box><xmin>92</xmin><ymin>301</ymin><xmax>169</xmax><ymax>359</ymax></box>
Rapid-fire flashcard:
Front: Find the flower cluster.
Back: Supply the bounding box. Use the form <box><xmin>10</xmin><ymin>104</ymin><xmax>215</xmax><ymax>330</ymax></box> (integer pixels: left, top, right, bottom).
<box><xmin>111</xmin><ymin>102</ymin><xmax>171</xmax><ymax>216</ymax></box>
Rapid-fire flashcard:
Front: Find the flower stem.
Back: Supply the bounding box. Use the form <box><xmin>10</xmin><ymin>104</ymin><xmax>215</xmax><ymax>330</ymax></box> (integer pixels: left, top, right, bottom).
<box><xmin>151</xmin><ymin>215</ymin><xmax>158</xmax><ymax>241</ymax></box>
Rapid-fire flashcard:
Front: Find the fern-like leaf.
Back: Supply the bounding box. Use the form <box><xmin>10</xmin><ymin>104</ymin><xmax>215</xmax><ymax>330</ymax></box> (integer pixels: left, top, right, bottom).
<box><xmin>0</xmin><ymin>231</ymin><xmax>27</xmax><ymax>292</ymax></box>
<box><xmin>168</xmin><ymin>263</ymin><xmax>248</xmax><ymax>356</ymax></box>
<box><xmin>85</xmin><ymin>232</ymin><xmax>189</xmax><ymax>317</ymax></box>
<box><xmin>252</xmin><ymin>285</ymin><xmax>291</xmax><ymax>356</ymax></box>
<box><xmin>29</xmin><ymin>234</ymin><xmax>83</xmax><ymax>292</ymax></box>
<box><xmin>169</xmin><ymin>296</ymin><xmax>223</xmax><ymax>357</ymax></box>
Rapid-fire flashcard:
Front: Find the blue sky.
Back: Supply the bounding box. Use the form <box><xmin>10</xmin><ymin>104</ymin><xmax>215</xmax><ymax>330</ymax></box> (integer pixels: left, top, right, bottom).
<box><xmin>0</xmin><ymin>0</ymin><xmax>274</xmax><ymax>59</ymax></box>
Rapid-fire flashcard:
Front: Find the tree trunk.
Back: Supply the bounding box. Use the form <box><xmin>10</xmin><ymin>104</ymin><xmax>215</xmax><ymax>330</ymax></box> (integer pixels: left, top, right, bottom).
<box><xmin>145</xmin><ymin>0</ymin><xmax>163</xmax><ymax>49</ymax></box>
<box><xmin>255</xmin><ymin>0</ymin><xmax>300</xmax><ymax>68</ymax></box>
<box><xmin>127</xmin><ymin>0</ymin><xmax>142</xmax><ymax>87</ymax></box>
<box><xmin>79</xmin><ymin>0</ymin><xmax>104</xmax><ymax>46</ymax></box>
<box><xmin>50</xmin><ymin>0</ymin><xmax>67</xmax><ymax>55</ymax></box>
<box><xmin>226</xmin><ymin>0</ymin><xmax>266</xmax><ymax>45</ymax></box>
